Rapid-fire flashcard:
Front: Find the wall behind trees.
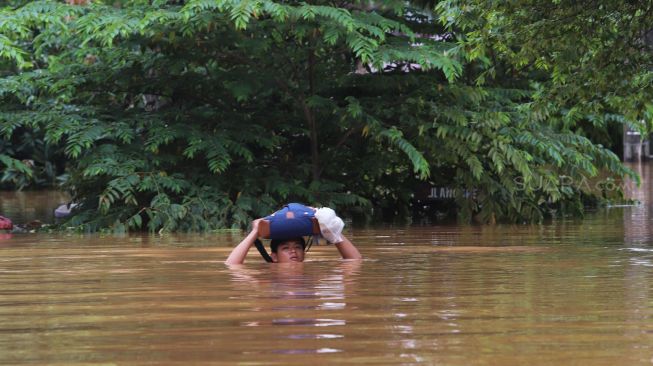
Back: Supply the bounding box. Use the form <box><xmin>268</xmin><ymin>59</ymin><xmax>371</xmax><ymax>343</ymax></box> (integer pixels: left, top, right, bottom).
<box><xmin>0</xmin><ymin>0</ymin><xmax>642</xmax><ymax>232</ymax></box>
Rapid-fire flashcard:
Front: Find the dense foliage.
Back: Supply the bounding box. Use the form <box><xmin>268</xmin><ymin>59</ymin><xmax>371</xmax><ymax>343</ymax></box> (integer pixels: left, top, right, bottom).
<box><xmin>438</xmin><ymin>0</ymin><xmax>653</xmax><ymax>135</ymax></box>
<box><xmin>0</xmin><ymin>0</ymin><xmax>640</xmax><ymax>231</ymax></box>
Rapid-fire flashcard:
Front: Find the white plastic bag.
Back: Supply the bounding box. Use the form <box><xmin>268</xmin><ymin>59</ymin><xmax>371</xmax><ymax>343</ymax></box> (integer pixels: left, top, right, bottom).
<box><xmin>314</xmin><ymin>207</ymin><xmax>344</xmax><ymax>244</ymax></box>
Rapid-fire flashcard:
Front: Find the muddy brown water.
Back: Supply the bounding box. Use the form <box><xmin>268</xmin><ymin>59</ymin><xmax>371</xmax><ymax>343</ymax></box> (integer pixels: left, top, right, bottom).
<box><xmin>1</xmin><ymin>164</ymin><xmax>653</xmax><ymax>365</ymax></box>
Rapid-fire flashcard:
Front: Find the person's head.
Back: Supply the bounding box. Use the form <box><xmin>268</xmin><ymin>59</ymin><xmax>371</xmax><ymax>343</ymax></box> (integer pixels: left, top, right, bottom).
<box><xmin>270</xmin><ymin>237</ymin><xmax>306</xmax><ymax>263</ymax></box>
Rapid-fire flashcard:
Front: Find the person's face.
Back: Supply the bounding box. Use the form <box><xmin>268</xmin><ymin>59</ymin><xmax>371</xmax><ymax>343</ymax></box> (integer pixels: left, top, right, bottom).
<box><xmin>271</xmin><ymin>240</ymin><xmax>305</xmax><ymax>263</ymax></box>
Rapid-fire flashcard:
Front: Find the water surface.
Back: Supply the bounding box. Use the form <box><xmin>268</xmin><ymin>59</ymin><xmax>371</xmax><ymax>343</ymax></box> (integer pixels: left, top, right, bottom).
<box><xmin>1</xmin><ymin>164</ymin><xmax>653</xmax><ymax>365</ymax></box>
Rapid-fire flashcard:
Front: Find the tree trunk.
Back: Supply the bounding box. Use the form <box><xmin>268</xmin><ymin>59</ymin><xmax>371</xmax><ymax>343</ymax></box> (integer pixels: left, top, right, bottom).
<box><xmin>306</xmin><ymin>44</ymin><xmax>320</xmax><ymax>181</ymax></box>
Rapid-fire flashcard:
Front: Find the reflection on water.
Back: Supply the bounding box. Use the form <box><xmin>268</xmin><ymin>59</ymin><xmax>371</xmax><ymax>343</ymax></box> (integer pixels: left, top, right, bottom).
<box><xmin>1</xmin><ymin>164</ymin><xmax>653</xmax><ymax>364</ymax></box>
<box><xmin>624</xmin><ymin>163</ymin><xmax>653</xmax><ymax>245</ymax></box>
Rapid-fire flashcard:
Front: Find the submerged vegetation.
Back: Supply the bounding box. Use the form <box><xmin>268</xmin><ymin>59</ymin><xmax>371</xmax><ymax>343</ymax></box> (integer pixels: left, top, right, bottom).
<box><xmin>0</xmin><ymin>0</ymin><xmax>650</xmax><ymax>231</ymax></box>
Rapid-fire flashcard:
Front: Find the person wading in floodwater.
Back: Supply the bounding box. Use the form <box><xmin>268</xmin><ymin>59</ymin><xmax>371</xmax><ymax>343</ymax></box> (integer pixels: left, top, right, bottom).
<box><xmin>225</xmin><ymin>203</ymin><xmax>362</xmax><ymax>264</ymax></box>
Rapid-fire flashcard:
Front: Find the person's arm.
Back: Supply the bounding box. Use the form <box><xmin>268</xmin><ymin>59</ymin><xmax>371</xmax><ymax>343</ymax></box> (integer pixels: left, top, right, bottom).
<box><xmin>313</xmin><ymin>207</ymin><xmax>362</xmax><ymax>260</ymax></box>
<box><xmin>225</xmin><ymin>219</ymin><xmax>261</xmax><ymax>265</ymax></box>
<box><xmin>334</xmin><ymin>235</ymin><xmax>362</xmax><ymax>260</ymax></box>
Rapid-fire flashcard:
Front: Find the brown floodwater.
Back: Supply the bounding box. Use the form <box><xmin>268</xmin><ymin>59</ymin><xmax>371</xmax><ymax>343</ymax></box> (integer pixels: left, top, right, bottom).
<box><xmin>1</xmin><ymin>164</ymin><xmax>653</xmax><ymax>365</ymax></box>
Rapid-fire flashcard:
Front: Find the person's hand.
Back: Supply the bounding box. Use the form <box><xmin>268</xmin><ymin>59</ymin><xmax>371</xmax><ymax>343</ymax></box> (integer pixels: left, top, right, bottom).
<box><xmin>314</xmin><ymin>207</ymin><xmax>344</xmax><ymax>244</ymax></box>
<box><xmin>250</xmin><ymin>218</ymin><xmax>262</xmax><ymax>234</ymax></box>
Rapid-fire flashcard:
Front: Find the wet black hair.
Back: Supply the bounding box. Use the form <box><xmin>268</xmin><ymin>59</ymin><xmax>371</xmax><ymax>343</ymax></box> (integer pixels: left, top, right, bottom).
<box><xmin>270</xmin><ymin>237</ymin><xmax>306</xmax><ymax>253</ymax></box>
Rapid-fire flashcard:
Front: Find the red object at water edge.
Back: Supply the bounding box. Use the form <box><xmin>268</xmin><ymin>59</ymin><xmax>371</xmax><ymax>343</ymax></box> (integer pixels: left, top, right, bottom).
<box><xmin>0</xmin><ymin>216</ymin><xmax>13</xmax><ymax>230</ymax></box>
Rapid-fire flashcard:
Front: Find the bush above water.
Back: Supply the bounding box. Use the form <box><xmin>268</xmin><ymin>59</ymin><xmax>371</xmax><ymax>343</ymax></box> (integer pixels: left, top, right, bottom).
<box><xmin>0</xmin><ymin>0</ymin><xmax>644</xmax><ymax>232</ymax></box>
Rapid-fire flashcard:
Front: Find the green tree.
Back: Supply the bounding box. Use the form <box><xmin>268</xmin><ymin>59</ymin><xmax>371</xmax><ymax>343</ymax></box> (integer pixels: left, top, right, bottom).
<box><xmin>438</xmin><ymin>0</ymin><xmax>653</xmax><ymax>138</ymax></box>
<box><xmin>0</xmin><ymin>0</ymin><xmax>637</xmax><ymax>231</ymax></box>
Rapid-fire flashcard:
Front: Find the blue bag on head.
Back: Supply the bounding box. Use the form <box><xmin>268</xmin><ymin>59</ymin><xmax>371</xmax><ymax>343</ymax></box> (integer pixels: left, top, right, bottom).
<box><xmin>253</xmin><ymin>203</ymin><xmax>321</xmax><ymax>263</ymax></box>
<box><xmin>264</xmin><ymin>203</ymin><xmax>316</xmax><ymax>240</ymax></box>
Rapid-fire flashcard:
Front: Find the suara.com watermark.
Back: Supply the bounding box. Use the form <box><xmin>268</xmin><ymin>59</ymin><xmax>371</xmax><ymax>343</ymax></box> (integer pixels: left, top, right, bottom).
<box><xmin>514</xmin><ymin>175</ymin><xmax>635</xmax><ymax>192</ymax></box>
